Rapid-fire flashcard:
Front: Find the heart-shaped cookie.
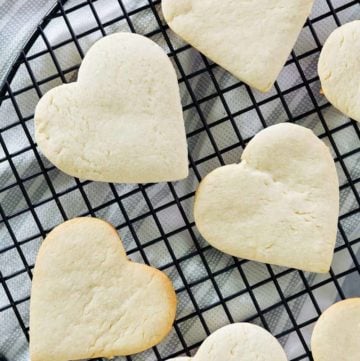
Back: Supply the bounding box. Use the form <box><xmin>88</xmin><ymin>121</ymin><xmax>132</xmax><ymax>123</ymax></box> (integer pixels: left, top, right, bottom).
<box><xmin>194</xmin><ymin>123</ymin><xmax>339</xmax><ymax>273</ymax></box>
<box><xmin>168</xmin><ymin>323</ymin><xmax>287</xmax><ymax>361</ymax></box>
<box><xmin>35</xmin><ymin>33</ymin><xmax>188</xmax><ymax>183</ymax></box>
<box><xmin>318</xmin><ymin>21</ymin><xmax>360</xmax><ymax>122</ymax></box>
<box><xmin>311</xmin><ymin>298</ymin><xmax>360</xmax><ymax>361</ymax></box>
<box><xmin>162</xmin><ymin>0</ymin><xmax>314</xmax><ymax>92</ymax></box>
<box><xmin>30</xmin><ymin>218</ymin><xmax>177</xmax><ymax>361</ymax></box>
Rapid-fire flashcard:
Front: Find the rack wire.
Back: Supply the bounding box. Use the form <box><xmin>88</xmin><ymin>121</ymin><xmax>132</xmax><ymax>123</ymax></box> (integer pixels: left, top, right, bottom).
<box><xmin>0</xmin><ymin>0</ymin><xmax>359</xmax><ymax>360</ymax></box>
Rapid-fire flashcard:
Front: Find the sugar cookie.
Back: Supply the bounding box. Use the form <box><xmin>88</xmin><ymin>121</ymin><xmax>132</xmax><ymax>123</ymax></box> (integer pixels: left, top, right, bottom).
<box><xmin>30</xmin><ymin>218</ymin><xmax>177</xmax><ymax>361</ymax></box>
<box><xmin>318</xmin><ymin>21</ymin><xmax>360</xmax><ymax>122</ymax></box>
<box><xmin>168</xmin><ymin>323</ymin><xmax>287</xmax><ymax>361</ymax></box>
<box><xmin>194</xmin><ymin>123</ymin><xmax>339</xmax><ymax>272</ymax></box>
<box><xmin>35</xmin><ymin>33</ymin><xmax>188</xmax><ymax>183</ymax></box>
<box><xmin>162</xmin><ymin>0</ymin><xmax>314</xmax><ymax>92</ymax></box>
<box><xmin>311</xmin><ymin>298</ymin><xmax>360</xmax><ymax>361</ymax></box>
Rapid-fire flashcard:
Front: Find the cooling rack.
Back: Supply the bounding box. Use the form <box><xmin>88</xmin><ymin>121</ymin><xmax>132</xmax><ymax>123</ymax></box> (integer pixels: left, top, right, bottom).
<box><xmin>0</xmin><ymin>0</ymin><xmax>360</xmax><ymax>360</ymax></box>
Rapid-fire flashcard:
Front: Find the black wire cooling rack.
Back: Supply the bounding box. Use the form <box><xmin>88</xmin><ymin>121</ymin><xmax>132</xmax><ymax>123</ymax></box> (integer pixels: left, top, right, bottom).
<box><xmin>0</xmin><ymin>1</ymin><xmax>360</xmax><ymax>360</ymax></box>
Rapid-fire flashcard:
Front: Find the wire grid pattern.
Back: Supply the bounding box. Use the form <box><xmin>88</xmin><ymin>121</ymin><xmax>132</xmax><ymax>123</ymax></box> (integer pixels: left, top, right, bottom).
<box><xmin>0</xmin><ymin>0</ymin><xmax>360</xmax><ymax>360</ymax></box>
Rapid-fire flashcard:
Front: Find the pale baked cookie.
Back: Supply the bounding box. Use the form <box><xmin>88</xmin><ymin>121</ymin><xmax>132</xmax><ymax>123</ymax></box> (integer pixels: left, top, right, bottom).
<box><xmin>311</xmin><ymin>298</ymin><xmax>360</xmax><ymax>361</ymax></box>
<box><xmin>30</xmin><ymin>218</ymin><xmax>177</xmax><ymax>361</ymax></box>
<box><xmin>35</xmin><ymin>33</ymin><xmax>188</xmax><ymax>183</ymax></box>
<box><xmin>167</xmin><ymin>323</ymin><xmax>287</xmax><ymax>361</ymax></box>
<box><xmin>162</xmin><ymin>0</ymin><xmax>314</xmax><ymax>92</ymax></box>
<box><xmin>318</xmin><ymin>21</ymin><xmax>360</xmax><ymax>122</ymax></box>
<box><xmin>194</xmin><ymin>123</ymin><xmax>339</xmax><ymax>273</ymax></box>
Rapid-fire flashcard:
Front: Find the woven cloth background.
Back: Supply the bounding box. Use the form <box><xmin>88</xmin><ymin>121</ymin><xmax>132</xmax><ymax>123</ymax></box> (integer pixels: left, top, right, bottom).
<box><xmin>0</xmin><ymin>1</ymin><xmax>359</xmax><ymax>361</ymax></box>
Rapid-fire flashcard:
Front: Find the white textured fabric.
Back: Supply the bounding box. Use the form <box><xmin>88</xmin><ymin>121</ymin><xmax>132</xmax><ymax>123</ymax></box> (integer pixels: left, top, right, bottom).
<box><xmin>0</xmin><ymin>0</ymin><xmax>56</xmax><ymax>86</ymax></box>
<box><xmin>0</xmin><ymin>1</ymin><xmax>360</xmax><ymax>361</ymax></box>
